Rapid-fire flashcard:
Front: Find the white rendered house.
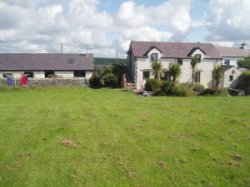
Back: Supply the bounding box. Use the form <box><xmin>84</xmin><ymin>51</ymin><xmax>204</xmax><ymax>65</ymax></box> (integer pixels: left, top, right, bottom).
<box><xmin>127</xmin><ymin>41</ymin><xmax>222</xmax><ymax>90</ymax></box>
<box><xmin>216</xmin><ymin>46</ymin><xmax>250</xmax><ymax>67</ymax></box>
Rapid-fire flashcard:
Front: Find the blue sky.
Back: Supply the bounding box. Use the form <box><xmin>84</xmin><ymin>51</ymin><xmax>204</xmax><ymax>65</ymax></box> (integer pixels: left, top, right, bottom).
<box><xmin>0</xmin><ymin>0</ymin><xmax>249</xmax><ymax>57</ymax></box>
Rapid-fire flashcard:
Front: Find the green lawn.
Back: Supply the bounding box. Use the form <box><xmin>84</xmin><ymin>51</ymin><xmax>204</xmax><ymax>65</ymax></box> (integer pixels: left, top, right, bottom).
<box><xmin>0</xmin><ymin>88</ymin><xmax>249</xmax><ymax>187</ymax></box>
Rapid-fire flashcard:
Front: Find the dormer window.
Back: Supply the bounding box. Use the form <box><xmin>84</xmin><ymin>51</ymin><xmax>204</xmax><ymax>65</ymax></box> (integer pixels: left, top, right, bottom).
<box><xmin>151</xmin><ymin>53</ymin><xmax>158</xmax><ymax>62</ymax></box>
<box><xmin>195</xmin><ymin>54</ymin><xmax>201</xmax><ymax>62</ymax></box>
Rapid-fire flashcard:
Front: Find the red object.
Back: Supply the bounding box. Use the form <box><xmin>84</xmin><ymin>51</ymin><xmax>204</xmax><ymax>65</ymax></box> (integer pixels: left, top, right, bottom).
<box><xmin>21</xmin><ymin>74</ymin><xmax>27</xmax><ymax>86</ymax></box>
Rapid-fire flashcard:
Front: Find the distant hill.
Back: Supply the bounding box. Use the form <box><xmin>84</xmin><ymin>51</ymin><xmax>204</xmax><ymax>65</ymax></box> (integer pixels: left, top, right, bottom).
<box><xmin>94</xmin><ymin>58</ymin><xmax>127</xmax><ymax>65</ymax></box>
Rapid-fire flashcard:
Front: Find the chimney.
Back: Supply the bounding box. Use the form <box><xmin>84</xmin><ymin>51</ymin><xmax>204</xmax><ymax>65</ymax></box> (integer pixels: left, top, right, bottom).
<box><xmin>240</xmin><ymin>42</ymin><xmax>247</xmax><ymax>49</ymax></box>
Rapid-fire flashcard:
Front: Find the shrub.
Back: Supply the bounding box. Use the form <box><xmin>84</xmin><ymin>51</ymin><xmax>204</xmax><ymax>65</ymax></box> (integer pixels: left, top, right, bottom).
<box><xmin>212</xmin><ymin>65</ymin><xmax>223</xmax><ymax>90</ymax></box>
<box><xmin>112</xmin><ymin>64</ymin><xmax>127</xmax><ymax>87</ymax></box>
<box><xmin>102</xmin><ymin>73</ymin><xmax>117</xmax><ymax>87</ymax></box>
<box><xmin>152</xmin><ymin>89</ymin><xmax>166</xmax><ymax>96</ymax></box>
<box><xmin>215</xmin><ymin>88</ymin><xmax>229</xmax><ymax>96</ymax></box>
<box><xmin>228</xmin><ymin>88</ymin><xmax>241</xmax><ymax>96</ymax></box>
<box><xmin>172</xmin><ymin>83</ymin><xmax>194</xmax><ymax>97</ymax></box>
<box><xmin>199</xmin><ymin>88</ymin><xmax>215</xmax><ymax>96</ymax></box>
<box><xmin>90</xmin><ymin>64</ymin><xmax>126</xmax><ymax>88</ymax></box>
<box><xmin>236</xmin><ymin>71</ymin><xmax>250</xmax><ymax>89</ymax></box>
<box><xmin>161</xmin><ymin>81</ymin><xmax>175</xmax><ymax>95</ymax></box>
<box><xmin>237</xmin><ymin>57</ymin><xmax>250</xmax><ymax>69</ymax></box>
<box><xmin>200</xmin><ymin>88</ymin><xmax>229</xmax><ymax>96</ymax></box>
<box><xmin>169</xmin><ymin>63</ymin><xmax>181</xmax><ymax>84</ymax></box>
<box><xmin>89</xmin><ymin>73</ymin><xmax>102</xmax><ymax>88</ymax></box>
<box><xmin>144</xmin><ymin>79</ymin><xmax>161</xmax><ymax>92</ymax></box>
<box><xmin>192</xmin><ymin>83</ymin><xmax>205</xmax><ymax>93</ymax></box>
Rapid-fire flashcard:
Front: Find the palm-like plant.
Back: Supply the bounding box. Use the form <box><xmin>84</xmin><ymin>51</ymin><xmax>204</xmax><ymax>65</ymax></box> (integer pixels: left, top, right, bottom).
<box><xmin>169</xmin><ymin>63</ymin><xmax>181</xmax><ymax>84</ymax></box>
<box><xmin>191</xmin><ymin>56</ymin><xmax>199</xmax><ymax>84</ymax></box>
<box><xmin>212</xmin><ymin>65</ymin><xmax>223</xmax><ymax>91</ymax></box>
<box><xmin>151</xmin><ymin>61</ymin><xmax>163</xmax><ymax>80</ymax></box>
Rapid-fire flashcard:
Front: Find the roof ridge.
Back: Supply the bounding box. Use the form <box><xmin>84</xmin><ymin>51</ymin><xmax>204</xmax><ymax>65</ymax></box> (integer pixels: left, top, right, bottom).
<box><xmin>131</xmin><ymin>41</ymin><xmax>213</xmax><ymax>45</ymax></box>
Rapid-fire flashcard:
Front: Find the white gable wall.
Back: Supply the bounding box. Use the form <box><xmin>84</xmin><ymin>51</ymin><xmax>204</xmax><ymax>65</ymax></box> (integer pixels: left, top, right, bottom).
<box><xmin>221</xmin><ymin>67</ymin><xmax>242</xmax><ymax>88</ymax></box>
<box><xmin>191</xmin><ymin>48</ymin><xmax>206</xmax><ymax>59</ymax></box>
<box><xmin>147</xmin><ymin>48</ymin><xmax>163</xmax><ymax>59</ymax></box>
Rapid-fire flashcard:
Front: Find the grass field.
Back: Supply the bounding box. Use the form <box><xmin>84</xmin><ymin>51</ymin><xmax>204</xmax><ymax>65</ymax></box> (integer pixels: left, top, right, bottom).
<box><xmin>0</xmin><ymin>88</ymin><xmax>249</xmax><ymax>187</ymax></box>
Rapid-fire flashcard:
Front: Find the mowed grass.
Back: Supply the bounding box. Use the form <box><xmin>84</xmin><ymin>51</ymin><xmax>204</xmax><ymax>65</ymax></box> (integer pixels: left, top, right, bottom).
<box><xmin>0</xmin><ymin>88</ymin><xmax>249</xmax><ymax>187</ymax></box>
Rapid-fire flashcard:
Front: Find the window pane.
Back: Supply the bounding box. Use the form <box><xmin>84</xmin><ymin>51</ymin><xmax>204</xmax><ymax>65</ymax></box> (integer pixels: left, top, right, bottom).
<box><xmin>143</xmin><ymin>71</ymin><xmax>150</xmax><ymax>80</ymax></box>
<box><xmin>229</xmin><ymin>75</ymin><xmax>233</xmax><ymax>81</ymax></box>
<box><xmin>45</xmin><ymin>71</ymin><xmax>55</xmax><ymax>78</ymax></box>
<box><xmin>24</xmin><ymin>71</ymin><xmax>33</xmax><ymax>78</ymax></box>
<box><xmin>177</xmin><ymin>58</ymin><xmax>183</xmax><ymax>65</ymax></box>
<box><xmin>151</xmin><ymin>53</ymin><xmax>158</xmax><ymax>62</ymax></box>
<box><xmin>225</xmin><ymin>60</ymin><xmax>230</xmax><ymax>66</ymax></box>
<box><xmin>3</xmin><ymin>73</ymin><xmax>12</xmax><ymax>78</ymax></box>
<box><xmin>195</xmin><ymin>54</ymin><xmax>201</xmax><ymax>62</ymax></box>
<box><xmin>74</xmin><ymin>71</ymin><xmax>86</xmax><ymax>77</ymax></box>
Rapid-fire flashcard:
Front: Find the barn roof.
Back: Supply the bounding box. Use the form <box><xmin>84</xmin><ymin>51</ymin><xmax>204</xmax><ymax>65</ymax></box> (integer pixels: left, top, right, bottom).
<box><xmin>0</xmin><ymin>53</ymin><xmax>94</xmax><ymax>71</ymax></box>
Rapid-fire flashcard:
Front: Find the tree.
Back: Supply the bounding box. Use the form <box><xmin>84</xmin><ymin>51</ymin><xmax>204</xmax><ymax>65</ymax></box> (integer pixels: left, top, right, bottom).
<box><xmin>112</xmin><ymin>63</ymin><xmax>127</xmax><ymax>86</ymax></box>
<box><xmin>191</xmin><ymin>56</ymin><xmax>199</xmax><ymax>84</ymax></box>
<box><xmin>212</xmin><ymin>65</ymin><xmax>223</xmax><ymax>91</ymax></box>
<box><xmin>237</xmin><ymin>56</ymin><xmax>250</xmax><ymax>69</ymax></box>
<box><xmin>151</xmin><ymin>61</ymin><xmax>163</xmax><ymax>80</ymax></box>
<box><xmin>169</xmin><ymin>63</ymin><xmax>181</xmax><ymax>84</ymax></box>
<box><xmin>236</xmin><ymin>71</ymin><xmax>250</xmax><ymax>90</ymax></box>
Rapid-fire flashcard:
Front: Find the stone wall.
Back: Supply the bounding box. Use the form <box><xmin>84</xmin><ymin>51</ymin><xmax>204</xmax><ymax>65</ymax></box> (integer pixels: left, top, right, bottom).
<box><xmin>0</xmin><ymin>78</ymin><xmax>87</xmax><ymax>87</ymax></box>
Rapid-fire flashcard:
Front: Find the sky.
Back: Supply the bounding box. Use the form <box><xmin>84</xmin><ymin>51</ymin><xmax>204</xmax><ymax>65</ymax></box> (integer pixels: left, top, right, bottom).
<box><xmin>0</xmin><ymin>0</ymin><xmax>250</xmax><ymax>57</ymax></box>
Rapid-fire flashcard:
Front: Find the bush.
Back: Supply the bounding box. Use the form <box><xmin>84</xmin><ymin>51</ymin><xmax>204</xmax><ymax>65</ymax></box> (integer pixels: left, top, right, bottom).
<box><xmin>227</xmin><ymin>88</ymin><xmax>240</xmax><ymax>96</ymax></box>
<box><xmin>200</xmin><ymin>88</ymin><xmax>215</xmax><ymax>96</ymax></box>
<box><xmin>236</xmin><ymin>71</ymin><xmax>250</xmax><ymax>89</ymax></box>
<box><xmin>161</xmin><ymin>81</ymin><xmax>175</xmax><ymax>95</ymax></box>
<box><xmin>89</xmin><ymin>73</ymin><xmax>102</xmax><ymax>88</ymax></box>
<box><xmin>102</xmin><ymin>73</ymin><xmax>117</xmax><ymax>87</ymax></box>
<box><xmin>111</xmin><ymin>64</ymin><xmax>127</xmax><ymax>87</ymax></box>
<box><xmin>152</xmin><ymin>89</ymin><xmax>166</xmax><ymax>96</ymax></box>
<box><xmin>90</xmin><ymin>64</ymin><xmax>126</xmax><ymax>89</ymax></box>
<box><xmin>215</xmin><ymin>88</ymin><xmax>229</xmax><ymax>96</ymax></box>
<box><xmin>172</xmin><ymin>83</ymin><xmax>194</xmax><ymax>97</ymax></box>
<box><xmin>192</xmin><ymin>83</ymin><xmax>205</xmax><ymax>93</ymax></box>
<box><xmin>200</xmin><ymin>88</ymin><xmax>229</xmax><ymax>96</ymax></box>
<box><xmin>144</xmin><ymin>79</ymin><xmax>161</xmax><ymax>92</ymax></box>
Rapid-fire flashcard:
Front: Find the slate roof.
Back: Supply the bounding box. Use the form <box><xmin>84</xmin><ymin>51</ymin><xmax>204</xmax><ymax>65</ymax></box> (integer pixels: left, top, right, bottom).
<box><xmin>0</xmin><ymin>53</ymin><xmax>94</xmax><ymax>71</ymax></box>
<box><xmin>216</xmin><ymin>46</ymin><xmax>250</xmax><ymax>58</ymax></box>
<box><xmin>221</xmin><ymin>65</ymin><xmax>235</xmax><ymax>72</ymax></box>
<box><xmin>128</xmin><ymin>41</ymin><xmax>221</xmax><ymax>59</ymax></box>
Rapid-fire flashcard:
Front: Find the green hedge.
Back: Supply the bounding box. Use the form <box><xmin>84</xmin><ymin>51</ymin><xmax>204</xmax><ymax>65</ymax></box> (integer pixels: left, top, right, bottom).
<box><xmin>236</xmin><ymin>71</ymin><xmax>250</xmax><ymax>89</ymax></box>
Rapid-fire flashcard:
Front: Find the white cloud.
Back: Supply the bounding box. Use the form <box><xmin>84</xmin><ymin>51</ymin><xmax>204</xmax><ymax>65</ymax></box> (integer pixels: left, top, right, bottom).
<box><xmin>206</xmin><ymin>0</ymin><xmax>250</xmax><ymax>42</ymax></box>
<box><xmin>115</xmin><ymin>1</ymin><xmax>148</xmax><ymax>28</ymax></box>
<box><xmin>212</xmin><ymin>41</ymin><xmax>235</xmax><ymax>47</ymax></box>
<box><xmin>115</xmin><ymin>0</ymin><xmax>191</xmax><ymax>51</ymax></box>
<box><xmin>0</xmin><ymin>0</ymin><xmax>193</xmax><ymax>56</ymax></box>
<box><xmin>115</xmin><ymin>0</ymin><xmax>191</xmax><ymax>33</ymax></box>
